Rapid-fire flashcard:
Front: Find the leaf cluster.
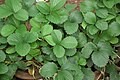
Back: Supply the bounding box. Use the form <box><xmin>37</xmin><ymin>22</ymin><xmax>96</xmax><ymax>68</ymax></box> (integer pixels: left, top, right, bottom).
<box><xmin>0</xmin><ymin>0</ymin><xmax>120</xmax><ymax>80</ymax></box>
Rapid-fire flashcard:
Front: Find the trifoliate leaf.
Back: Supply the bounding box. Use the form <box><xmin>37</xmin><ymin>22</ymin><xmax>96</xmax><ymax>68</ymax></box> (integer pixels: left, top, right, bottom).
<box><xmin>61</xmin><ymin>36</ymin><xmax>78</xmax><ymax>49</ymax></box>
<box><xmin>40</xmin><ymin>62</ymin><xmax>58</xmax><ymax>77</ymax></box>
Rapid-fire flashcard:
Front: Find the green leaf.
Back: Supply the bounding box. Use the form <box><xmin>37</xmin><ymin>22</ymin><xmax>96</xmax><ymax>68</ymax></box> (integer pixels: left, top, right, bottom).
<box><xmin>41</xmin><ymin>46</ymin><xmax>53</xmax><ymax>55</ymax></box>
<box><xmin>105</xmin><ymin>14</ymin><xmax>115</xmax><ymax>21</ymax></box>
<box><xmin>0</xmin><ymin>63</ymin><xmax>8</xmax><ymax>74</ymax></box>
<box><xmin>55</xmin><ymin>70</ymin><xmax>73</xmax><ymax>80</ymax></box>
<box><xmin>0</xmin><ymin>37</ymin><xmax>7</xmax><ymax>44</ymax></box>
<box><xmin>64</xmin><ymin>21</ymin><xmax>79</xmax><ymax>34</ymax></box>
<box><xmin>24</xmin><ymin>32</ymin><xmax>38</xmax><ymax>43</ymax></box>
<box><xmin>81</xmin><ymin>42</ymin><xmax>97</xmax><ymax>58</ymax></box>
<box><xmin>7</xmin><ymin>33</ymin><xmax>23</xmax><ymax>45</ymax></box>
<box><xmin>28</xmin><ymin>5</ymin><xmax>39</xmax><ymax>17</ymax></box>
<box><xmin>80</xmin><ymin>0</ymin><xmax>97</xmax><ymax>12</ymax></box>
<box><xmin>92</xmin><ymin>50</ymin><xmax>109</xmax><ymax>67</ymax></box>
<box><xmin>34</xmin><ymin>13</ymin><xmax>48</xmax><ymax>22</ymax></box>
<box><xmin>84</xmin><ymin>12</ymin><xmax>96</xmax><ymax>24</ymax></box>
<box><xmin>97</xmin><ymin>41</ymin><xmax>113</xmax><ymax>55</ymax></box>
<box><xmin>41</xmin><ymin>24</ymin><xmax>53</xmax><ymax>36</ymax></box>
<box><xmin>0</xmin><ymin>5</ymin><xmax>13</xmax><ymax>19</ymax></box>
<box><xmin>78</xmin><ymin>32</ymin><xmax>87</xmax><ymax>48</ymax></box>
<box><xmin>116</xmin><ymin>16</ymin><xmax>120</xmax><ymax>24</ymax></box>
<box><xmin>0</xmin><ymin>50</ymin><xmax>6</xmax><ymax>62</ymax></box>
<box><xmin>95</xmin><ymin>20</ymin><xmax>108</xmax><ymax>30</ymax></box>
<box><xmin>61</xmin><ymin>36</ymin><xmax>78</xmax><ymax>49</ymax></box>
<box><xmin>15</xmin><ymin>43</ymin><xmax>30</xmax><ymax>56</ymax></box>
<box><xmin>74</xmin><ymin>70</ymin><xmax>84</xmax><ymax>80</ymax></box>
<box><xmin>40</xmin><ymin>62</ymin><xmax>58</xmax><ymax>77</ymax></box>
<box><xmin>36</xmin><ymin>1</ymin><xmax>49</xmax><ymax>14</ymax></box>
<box><xmin>1</xmin><ymin>24</ymin><xmax>16</xmax><ymax>37</ymax></box>
<box><xmin>61</xmin><ymin>61</ymin><xmax>79</xmax><ymax>71</ymax></box>
<box><xmin>44</xmin><ymin>35</ymin><xmax>56</xmax><ymax>46</ymax></box>
<box><xmin>0</xmin><ymin>75</ymin><xmax>10</xmax><ymax>80</ymax></box>
<box><xmin>81</xmin><ymin>20</ymin><xmax>87</xmax><ymax>29</ymax></box>
<box><xmin>69</xmin><ymin>10</ymin><xmax>83</xmax><ymax>23</ymax></box>
<box><xmin>53</xmin><ymin>45</ymin><xmax>65</xmax><ymax>58</ymax></box>
<box><xmin>87</xmin><ymin>25</ymin><xmax>98</xmax><ymax>35</ymax></box>
<box><xmin>51</xmin><ymin>30</ymin><xmax>62</xmax><ymax>44</ymax></box>
<box><xmin>103</xmin><ymin>0</ymin><xmax>115</xmax><ymax>8</ymax></box>
<box><xmin>6</xmin><ymin>47</ymin><xmax>15</xmax><ymax>54</ymax></box>
<box><xmin>57</xmin><ymin>9</ymin><xmax>68</xmax><ymax>24</ymax></box>
<box><xmin>29</xmin><ymin>49</ymin><xmax>40</xmax><ymax>57</ymax></box>
<box><xmin>78</xmin><ymin>58</ymin><xmax>87</xmax><ymax>66</ymax></box>
<box><xmin>5</xmin><ymin>0</ymin><xmax>22</xmax><ymax>12</ymax></box>
<box><xmin>96</xmin><ymin>9</ymin><xmax>108</xmax><ymax>18</ymax></box>
<box><xmin>65</xmin><ymin>4</ymin><xmax>77</xmax><ymax>12</ymax></box>
<box><xmin>46</xmin><ymin>12</ymin><xmax>61</xmax><ymax>24</ymax></box>
<box><xmin>50</xmin><ymin>0</ymin><xmax>66</xmax><ymax>11</ymax></box>
<box><xmin>107</xmin><ymin>21</ymin><xmax>120</xmax><ymax>36</ymax></box>
<box><xmin>15</xmin><ymin>24</ymin><xmax>27</xmax><ymax>35</ymax></box>
<box><xmin>82</xmin><ymin>68</ymin><xmax>94</xmax><ymax>80</ymax></box>
<box><xmin>66</xmin><ymin>48</ymin><xmax>76</xmax><ymax>56</ymax></box>
<box><xmin>14</xmin><ymin>9</ymin><xmax>28</xmax><ymax>21</ymax></box>
<box><xmin>23</xmin><ymin>0</ymin><xmax>35</xmax><ymax>8</ymax></box>
<box><xmin>110</xmin><ymin>37</ymin><xmax>119</xmax><ymax>44</ymax></box>
<box><xmin>5</xmin><ymin>64</ymin><xmax>17</xmax><ymax>79</ymax></box>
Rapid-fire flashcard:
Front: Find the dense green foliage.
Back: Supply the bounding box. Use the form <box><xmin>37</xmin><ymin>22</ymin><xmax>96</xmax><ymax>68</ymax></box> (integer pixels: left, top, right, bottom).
<box><xmin>0</xmin><ymin>0</ymin><xmax>120</xmax><ymax>80</ymax></box>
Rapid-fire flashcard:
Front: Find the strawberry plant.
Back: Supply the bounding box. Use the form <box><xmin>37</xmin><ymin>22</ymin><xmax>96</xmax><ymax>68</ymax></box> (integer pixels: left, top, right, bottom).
<box><xmin>0</xmin><ymin>0</ymin><xmax>120</xmax><ymax>80</ymax></box>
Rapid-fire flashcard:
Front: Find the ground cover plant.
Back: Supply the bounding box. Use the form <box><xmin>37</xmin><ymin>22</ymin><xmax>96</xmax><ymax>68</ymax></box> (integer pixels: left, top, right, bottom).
<box><xmin>0</xmin><ymin>0</ymin><xmax>120</xmax><ymax>80</ymax></box>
